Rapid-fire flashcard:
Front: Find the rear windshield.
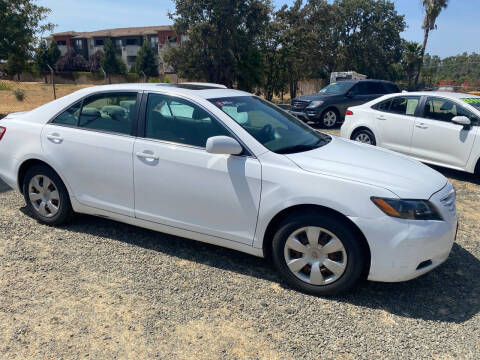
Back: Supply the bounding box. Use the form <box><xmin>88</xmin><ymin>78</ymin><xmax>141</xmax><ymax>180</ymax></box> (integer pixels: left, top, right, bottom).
<box><xmin>318</xmin><ymin>82</ymin><xmax>353</xmax><ymax>94</ymax></box>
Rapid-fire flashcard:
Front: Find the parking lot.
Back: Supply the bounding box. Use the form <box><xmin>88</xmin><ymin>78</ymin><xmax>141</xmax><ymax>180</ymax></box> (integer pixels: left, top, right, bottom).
<box><xmin>0</xmin><ymin>125</ymin><xmax>479</xmax><ymax>359</ymax></box>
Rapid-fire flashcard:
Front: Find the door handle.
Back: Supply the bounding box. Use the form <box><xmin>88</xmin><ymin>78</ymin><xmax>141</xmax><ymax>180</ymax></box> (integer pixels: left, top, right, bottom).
<box><xmin>416</xmin><ymin>123</ymin><xmax>428</xmax><ymax>129</ymax></box>
<box><xmin>136</xmin><ymin>151</ymin><xmax>159</xmax><ymax>161</ymax></box>
<box><xmin>377</xmin><ymin>116</ymin><xmax>386</xmax><ymax>120</ymax></box>
<box><xmin>47</xmin><ymin>134</ymin><xmax>63</xmax><ymax>143</ymax></box>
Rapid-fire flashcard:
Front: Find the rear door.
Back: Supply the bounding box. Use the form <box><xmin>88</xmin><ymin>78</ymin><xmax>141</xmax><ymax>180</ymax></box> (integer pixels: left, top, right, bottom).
<box><xmin>410</xmin><ymin>96</ymin><xmax>478</xmax><ymax>168</ymax></box>
<box><xmin>374</xmin><ymin>95</ymin><xmax>421</xmax><ymax>155</ymax></box>
<box><xmin>41</xmin><ymin>91</ymin><xmax>139</xmax><ymax>216</ymax></box>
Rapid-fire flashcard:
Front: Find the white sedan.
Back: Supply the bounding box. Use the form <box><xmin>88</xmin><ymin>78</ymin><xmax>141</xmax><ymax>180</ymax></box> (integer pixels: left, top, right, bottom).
<box><xmin>0</xmin><ymin>84</ymin><xmax>458</xmax><ymax>295</ymax></box>
<box><xmin>341</xmin><ymin>92</ymin><xmax>480</xmax><ymax>174</ymax></box>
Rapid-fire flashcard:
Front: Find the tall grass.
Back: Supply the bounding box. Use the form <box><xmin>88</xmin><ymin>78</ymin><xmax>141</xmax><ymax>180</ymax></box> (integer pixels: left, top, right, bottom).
<box><xmin>0</xmin><ymin>81</ymin><xmax>12</xmax><ymax>91</ymax></box>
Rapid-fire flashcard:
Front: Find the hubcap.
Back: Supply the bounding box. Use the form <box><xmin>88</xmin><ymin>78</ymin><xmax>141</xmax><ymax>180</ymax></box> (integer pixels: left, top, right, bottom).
<box><xmin>28</xmin><ymin>175</ymin><xmax>60</xmax><ymax>218</ymax></box>
<box><xmin>284</xmin><ymin>226</ymin><xmax>347</xmax><ymax>285</ymax></box>
<box><xmin>323</xmin><ymin>111</ymin><xmax>337</xmax><ymax>127</ymax></box>
<box><xmin>355</xmin><ymin>133</ymin><xmax>371</xmax><ymax>144</ymax></box>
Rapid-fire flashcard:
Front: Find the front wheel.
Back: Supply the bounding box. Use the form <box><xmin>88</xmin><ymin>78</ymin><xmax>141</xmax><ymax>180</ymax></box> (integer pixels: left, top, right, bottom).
<box><xmin>271</xmin><ymin>214</ymin><xmax>365</xmax><ymax>296</ymax></box>
<box><xmin>320</xmin><ymin>109</ymin><xmax>338</xmax><ymax>128</ymax></box>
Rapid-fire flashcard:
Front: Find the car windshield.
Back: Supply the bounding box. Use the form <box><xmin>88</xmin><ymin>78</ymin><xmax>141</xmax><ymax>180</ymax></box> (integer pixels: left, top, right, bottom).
<box><xmin>462</xmin><ymin>98</ymin><xmax>480</xmax><ymax>110</ymax></box>
<box><xmin>209</xmin><ymin>96</ymin><xmax>331</xmax><ymax>154</ymax></box>
<box><xmin>318</xmin><ymin>82</ymin><xmax>353</xmax><ymax>94</ymax></box>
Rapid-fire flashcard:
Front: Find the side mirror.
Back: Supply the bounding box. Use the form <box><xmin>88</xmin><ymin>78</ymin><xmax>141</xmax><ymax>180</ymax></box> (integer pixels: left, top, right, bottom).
<box><xmin>206</xmin><ymin>136</ymin><xmax>243</xmax><ymax>155</ymax></box>
<box><xmin>345</xmin><ymin>91</ymin><xmax>353</xmax><ymax>98</ymax></box>
<box><xmin>452</xmin><ymin>116</ymin><xmax>471</xmax><ymax>128</ymax></box>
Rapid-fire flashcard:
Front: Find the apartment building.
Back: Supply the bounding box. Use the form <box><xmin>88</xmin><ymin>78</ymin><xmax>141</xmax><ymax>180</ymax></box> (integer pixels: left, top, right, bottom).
<box><xmin>48</xmin><ymin>26</ymin><xmax>184</xmax><ymax>73</ymax></box>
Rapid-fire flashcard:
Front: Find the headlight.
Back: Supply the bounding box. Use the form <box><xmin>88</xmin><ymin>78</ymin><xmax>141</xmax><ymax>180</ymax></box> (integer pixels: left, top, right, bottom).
<box><xmin>371</xmin><ymin>197</ymin><xmax>443</xmax><ymax>221</ymax></box>
<box><xmin>306</xmin><ymin>100</ymin><xmax>324</xmax><ymax>108</ymax></box>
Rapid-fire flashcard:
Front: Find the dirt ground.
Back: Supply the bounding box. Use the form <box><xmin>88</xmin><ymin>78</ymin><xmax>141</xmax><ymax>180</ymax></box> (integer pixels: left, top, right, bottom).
<box><xmin>0</xmin><ymin>94</ymin><xmax>479</xmax><ymax>359</ymax></box>
<box><xmin>0</xmin><ymin>81</ymin><xmax>92</xmax><ymax>115</ymax></box>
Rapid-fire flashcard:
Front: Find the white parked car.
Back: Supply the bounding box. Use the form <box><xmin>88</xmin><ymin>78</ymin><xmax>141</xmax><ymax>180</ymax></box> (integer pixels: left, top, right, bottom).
<box><xmin>341</xmin><ymin>92</ymin><xmax>480</xmax><ymax>174</ymax></box>
<box><xmin>0</xmin><ymin>84</ymin><xmax>458</xmax><ymax>295</ymax></box>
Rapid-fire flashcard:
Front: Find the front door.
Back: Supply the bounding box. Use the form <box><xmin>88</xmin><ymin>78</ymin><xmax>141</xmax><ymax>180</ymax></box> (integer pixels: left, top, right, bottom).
<box><xmin>41</xmin><ymin>91</ymin><xmax>139</xmax><ymax>216</ymax></box>
<box><xmin>410</xmin><ymin>96</ymin><xmax>478</xmax><ymax>168</ymax></box>
<box><xmin>133</xmin><ymin>93</ymin><xmax>262</xmax><ymax>245</ymax></box>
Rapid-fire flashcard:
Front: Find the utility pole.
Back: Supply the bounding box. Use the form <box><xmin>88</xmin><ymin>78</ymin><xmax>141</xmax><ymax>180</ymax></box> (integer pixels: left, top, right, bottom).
<box><xmin>100</xmin><ymin>66</ymin><xmax>107</xmax><ymax>84</ymax></box>
<box><xmin>46</xmin><ymin>64</ymin><xmax>56</xmax><ymax>99</ymax></box>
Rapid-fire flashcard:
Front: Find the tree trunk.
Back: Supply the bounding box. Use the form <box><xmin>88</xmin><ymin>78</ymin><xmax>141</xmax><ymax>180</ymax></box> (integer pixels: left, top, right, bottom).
<box><xmin>414</xmin><ymin>28</ymin><xmax>430</xmax><ymax>90</ymax></box>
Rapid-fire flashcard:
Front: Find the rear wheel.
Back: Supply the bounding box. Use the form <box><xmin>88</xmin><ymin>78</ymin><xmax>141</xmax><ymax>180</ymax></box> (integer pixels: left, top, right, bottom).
<box><xmin>352</xmin><ymin>128</ymin><xmax>376</xmax><ymax>146</ymax></box>
<box><xmin>271</xmin><ymin>213</ymin><xmax>365</xmax><ymax>296</ymax></box>
<box><xmin>23</xmin><ymin>165</ymin><xmax>73</xmax><ymax>225</ymax></box>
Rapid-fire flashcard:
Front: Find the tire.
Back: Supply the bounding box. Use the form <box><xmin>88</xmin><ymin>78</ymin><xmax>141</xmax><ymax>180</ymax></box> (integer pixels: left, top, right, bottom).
<box><xmin>271</xmin><ymin>213</ymin><xmax>365</xmax><ymax>296</ymax></box>
<box><xmin>352</xmin><ymin>128</ymin><xmax>376</xmax><ymax>146</ymax></box>
<box><xmin>320</xmin><ymin>109</ymin><xmax>339</xmax><ymax>128</ymax></box>
<box><xmin>23</xmin><ymin>165</ymin><xmax>73</xmax><ymax>225</ymax></box>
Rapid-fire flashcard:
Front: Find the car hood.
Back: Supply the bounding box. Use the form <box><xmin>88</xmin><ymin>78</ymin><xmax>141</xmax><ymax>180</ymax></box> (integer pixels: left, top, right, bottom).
<box><xmin>294</xmin><ymin>93</ymin><xmax>338</xmax><ymax>102</ymax></box>
<box><xmin>285</xmin><ymin>136</ymin><xmax>447</xmax><ymax>199</ymax></box>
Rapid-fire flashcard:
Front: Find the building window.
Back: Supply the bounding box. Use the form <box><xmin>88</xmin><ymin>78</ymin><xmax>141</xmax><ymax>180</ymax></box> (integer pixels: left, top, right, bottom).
<box><xmin>150</xmin><ymin>37</ymin><xmax>158</xmax><ymax>48</ymax></box>
<box><xmin>115</xmin><ymin>39</ymin><xmax>123</xmax><ymax>48</ymax></box>
<box><xmin>94</xmin><ymin>39</ymin><xmax>105</xmax><ymax>46</ymax></box>
<box><xmin>56</xmin><ymin>40</ymin><xmax>66</xmax><ymax>46</ymax></box>
<box><xmin>127</xmin><ymin>56</ymin><xmax>137</xmax><ymax>63</ymax></box>
<box><xmin>126</xmin><ymin>38</ymin><xmax>138</xmax><ymax>46</ymax></box>
<box><xmin>74</xmin><ymin>39</ymin><xmax>83</xmax><ymax>49</ymax></box>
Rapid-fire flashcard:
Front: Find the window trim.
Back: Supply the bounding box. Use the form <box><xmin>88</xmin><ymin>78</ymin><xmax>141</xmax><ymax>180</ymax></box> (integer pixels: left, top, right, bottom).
<box><xmin>139</xmin><ymin>91</ymin><xmax>255</xmax><ymax>157</ymax></box>
<box><xmin>48</xmin><ymin>90</ymin><xmax>142</xmax><ymax>137</ymax></box>
<box><xmin>419</xmin><ymin>95</ymin><xmax>479</xmax><ymax>125</ymax></box>
<box><xmin>372</xmin><ymin>95</ymin><xmax>422</xmax><ymax>117</ymax></box>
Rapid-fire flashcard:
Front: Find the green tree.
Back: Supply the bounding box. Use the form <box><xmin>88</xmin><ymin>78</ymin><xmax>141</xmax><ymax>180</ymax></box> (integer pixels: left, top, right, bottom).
<box><xmin>100</xmin><ymin>39</ymin><xmax>126</xmax><ymax>82</ymax></box>
<box><xmin>0</xmin><ymin>0</ymin><xmax>54</xmax><ymax>78</ymax></box>
<box><xmin>402</xmin><ymin>41</ymin><xmax>423</xmax><ymax>90</ymax></box>
<box><xmin>134</xmin><ymin>39</ymin><xmax>159</xmax><ymax>79</ymax></box>
<box><xmin>34</xmin><ymin>40</ymin><xmax>60</xmax><ymax>83</ymax></box>
<box><xmin>165</xmin><ymin>0</ymin><xmax>271</xmax><ymax>90</ymax></box>
<box><xmin>414</xmin><ymin>0</ymin><xmax>449</xmax><ymax>88</ymax></box>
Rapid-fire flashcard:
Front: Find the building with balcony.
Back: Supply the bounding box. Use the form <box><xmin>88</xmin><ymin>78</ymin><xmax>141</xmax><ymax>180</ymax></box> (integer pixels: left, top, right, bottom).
<box><xmin>48</xmin><ymin>26</ymin><xmax>184</xmax><ymax>74</ymax></box>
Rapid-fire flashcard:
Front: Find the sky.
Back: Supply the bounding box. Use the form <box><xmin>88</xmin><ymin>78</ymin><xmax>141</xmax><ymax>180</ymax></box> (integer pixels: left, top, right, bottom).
<box><xmin>37</xmin><ymin>0</ymin><xmax>477</xmax><ymax>58</ymax></box>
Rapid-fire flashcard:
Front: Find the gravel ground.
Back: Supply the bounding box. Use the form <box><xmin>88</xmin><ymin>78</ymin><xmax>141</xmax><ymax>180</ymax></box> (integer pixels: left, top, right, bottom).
<box><xmin>1</xmin><ymin>131</ymin><xmax>479</xmax><ymax>359</ymax></box>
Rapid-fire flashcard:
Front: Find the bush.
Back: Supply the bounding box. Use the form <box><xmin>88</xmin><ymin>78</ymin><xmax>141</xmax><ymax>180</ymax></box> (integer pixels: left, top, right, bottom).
<box><xmin>148</xmin><ymin>77</ymin><xmax>159</xmax><ymax>83</ymax></box>
<box><xmin>163</xmin><ymin>76</ymin><xmax>170</xmax><ymax>83</ymax></box>
<box><xmin>0</xmin><ymin>81</ymin><xmax>11</xmax><ymax>91</ymax></box>
<box><xmin>13</xmin><ymin>88</ymin><xmax>25</xmax><ymax>101</ymax></box>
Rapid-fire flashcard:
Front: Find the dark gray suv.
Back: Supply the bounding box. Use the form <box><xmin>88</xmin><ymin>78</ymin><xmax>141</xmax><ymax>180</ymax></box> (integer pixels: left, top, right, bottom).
<box><xmin>291</xmin><ymin>80</ymin><xmax>400</xmax><ymax>128</ymax></box>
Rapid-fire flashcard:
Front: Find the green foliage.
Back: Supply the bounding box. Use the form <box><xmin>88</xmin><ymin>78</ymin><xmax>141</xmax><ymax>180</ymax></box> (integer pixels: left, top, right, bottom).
<box><xmin>148</xmin><ymin>77</ymin><xmax>159</xmax><ymax>83</ymax></box>
<box><xmin>0</xmin><ymin>0</ymin><xmax>54</xmax><ymax>72</ymax></box>
<box><xmin>13</xmin><ymin>88</ymin><xmax>25</xmax><ymax>101</ymax></box>
<box><xmin>163</xmin><ymin>76</ymin><xmax>170</xmax><ymax>83</ymax></box>
<box><xmin>0</xmin><ymin>82</ymin><xmax>11</xmax><ymax>91</ymax></box>
<box><xmin>34</xmin><ymin>41</ymin><xmax>61</xmax><ymax>82</ymax></box>
<box><xmin>166</xmin><ymin>0</ymin><xmax>271</xmax><ymax>90</ymax></box>
<box><xmin>126</xmin><ymin>73</ymin><xmax>140</xmax><ymax>83</ymax></box>
<box><xmin>100</xmin><ymin>39</ymin><xmax>126</xmax><ymax>78</ymax></box>
<box><xmin>135</xmin><ymin>40</ymin><xmax>159</xmax><ymax>78</ymax></box>
<box><xmin>402</xmin><ymin>41</ymin><xmax>423</xmax><ymax>90</ymax></box>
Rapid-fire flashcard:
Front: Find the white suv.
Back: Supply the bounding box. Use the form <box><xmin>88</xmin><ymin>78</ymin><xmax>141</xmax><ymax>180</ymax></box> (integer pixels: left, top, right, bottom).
<box><xmin>0</xmin><ymin>84</ymin><xmax>458</xmax><ymax>295</ymax></box>
<box><xmin>341</xmin><ymin>92</ymin><xmax>480</xmax><ymax>174</ymax></box>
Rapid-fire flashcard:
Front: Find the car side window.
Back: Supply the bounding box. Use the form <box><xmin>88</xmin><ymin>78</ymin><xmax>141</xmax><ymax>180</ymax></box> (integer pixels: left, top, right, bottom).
<box><xmin>369</xmin><ymin>82</ymin><xmax>388</xmax><ymax>94</ymax></box>
<box><xmin>388</xmin><ymin>96</ymin><xmax>420</xmax><ymax>116</ymax></box>
<box><xmin>373</xmin><ymin>99</ymin><xmax>392</xmax><ymax>112</ymax></box>
<box><xmin>78</xmin><ymin>93</ymin><xmax>137</xmax><ymax>135</ymax></box>
<box><xmin>350</xmin><ymin>83</ymin><xmax>369</xmax><ymax>95</ymax></box>
<box><xmin>52</xmin><ymin>101</ymin><xmax>82</xmax><ymax>126</ymax></box>
<box><xmin>145</xmin><ymin>93</ymin><xmax>230</xmax><ymax>148</ymax></box>
<box><xmin>423</xmin><ymin>97</ymin><xmax>477</xmax><ymax>124</ymax></box>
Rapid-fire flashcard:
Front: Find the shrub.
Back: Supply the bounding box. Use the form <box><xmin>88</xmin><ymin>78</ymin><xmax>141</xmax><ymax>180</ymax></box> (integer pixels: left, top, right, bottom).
<box><xmin>148</xmin><ymin>77</ymin><xmax>159</xmax><ymax>83</ymax></box>
<box><xmin>163</xmin><ymin>76</ymin><xmax>170</xmax><ymax>83</ymax></box>
<box><xmin>13</xmin><ymin>88</ymin><xmax>25</xmax><ymax>101</ymax></box>
<box><xmin>0</xmin><ymin>81</ymin><xmax>11</xmax><ymax>91</ymax></box>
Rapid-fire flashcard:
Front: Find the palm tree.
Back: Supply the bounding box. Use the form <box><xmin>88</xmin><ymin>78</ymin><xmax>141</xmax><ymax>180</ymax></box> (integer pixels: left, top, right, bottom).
<box><xmin>414</xmin><ymin>0</ymin><xmax>448</xmax><ymax>89</ymax></box>
<box><xmin>403</xmin><ymin>42</ymin><xmax>423</xmax><ymax>90</ymax></box>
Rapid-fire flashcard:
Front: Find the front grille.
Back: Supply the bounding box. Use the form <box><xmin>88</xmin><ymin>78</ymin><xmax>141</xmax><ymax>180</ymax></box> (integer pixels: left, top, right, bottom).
<box><xmin>440</xmin><ymin>190</ymin><xmax>456</xmax><ymax>214</ymax></box>
<box><xmin>291</xmin><ymin>100</ymin><xmax>310</xmax><ymax>110</ymax></box>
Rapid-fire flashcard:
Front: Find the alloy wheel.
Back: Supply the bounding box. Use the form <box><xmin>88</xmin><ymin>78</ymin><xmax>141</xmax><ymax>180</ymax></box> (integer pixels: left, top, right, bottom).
<box><xmin>28</xmin><ymin>175</ymin><xmax>60</xmax><ymax>218</ymax></box>
<box><xmin>355</xmin><ymin>133</ymin><xmax>372</xmax><ymax>144</ymax></box>
<box><xmin>323</xmin><ymin>111</ymin><xmax>337</xmax><ymax>127</ymax></box>
<box><xmin>283</xmin><ymin>226</ymin><xmax>347</xmax><ymax>285</ymax></box>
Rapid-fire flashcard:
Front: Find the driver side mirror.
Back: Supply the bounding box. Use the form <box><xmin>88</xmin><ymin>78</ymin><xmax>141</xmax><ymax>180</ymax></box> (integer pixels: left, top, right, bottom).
<box><xmin>206</xmin><ymin>136</ymin><xmax>243</xmax><ymax>155</ymax></box>
<box><xmin>452</xmin><ymin>116</ymin><xmax>471</xmax><ymax>129</ymax></box>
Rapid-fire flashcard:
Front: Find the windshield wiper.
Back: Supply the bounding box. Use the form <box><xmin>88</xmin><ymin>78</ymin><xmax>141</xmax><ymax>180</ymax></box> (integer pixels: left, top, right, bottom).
<box><xmin>276</xmin><ymin>136</ymin><xmax>331</xmax><ymax>154</ymax></box>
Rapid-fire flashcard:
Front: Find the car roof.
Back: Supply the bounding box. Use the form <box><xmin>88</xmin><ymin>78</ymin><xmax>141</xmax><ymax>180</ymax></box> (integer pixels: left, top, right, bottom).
<box><xmin>335</xmin><ymin>79</ymin><xmax>396</xmax><ymax>84</ymax></box>
<box><xmin>389</xmin><ymin>91</ymin><xmax>480</xmax><ymax>99</ymax></box>
<box><xmin>75</xmin><ymin>83</ymin><xmax>250</xmax><ymax>100</ymax></box>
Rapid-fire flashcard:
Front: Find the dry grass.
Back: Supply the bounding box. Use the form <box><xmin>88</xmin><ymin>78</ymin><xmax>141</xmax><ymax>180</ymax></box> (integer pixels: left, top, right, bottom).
<box><xmin>0</xmin><ymin>81</ymin><xmax>92</xmax><ymax>114</ymax></box>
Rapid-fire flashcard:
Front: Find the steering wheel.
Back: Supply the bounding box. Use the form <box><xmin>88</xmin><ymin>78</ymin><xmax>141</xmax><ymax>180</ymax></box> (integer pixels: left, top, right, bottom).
<box><xmin>259</xmin><ymin>124</ymin><xmax>274</xmax><ymax>142</ymax></box>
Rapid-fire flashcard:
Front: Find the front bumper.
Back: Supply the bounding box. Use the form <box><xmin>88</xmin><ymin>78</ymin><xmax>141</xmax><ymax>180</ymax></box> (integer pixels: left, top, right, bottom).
<box><xmin>351</xmin><ymin>183</ymin><xmax>458</xmax><ymax>282</ymax></box>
